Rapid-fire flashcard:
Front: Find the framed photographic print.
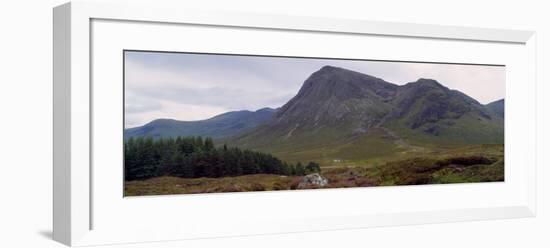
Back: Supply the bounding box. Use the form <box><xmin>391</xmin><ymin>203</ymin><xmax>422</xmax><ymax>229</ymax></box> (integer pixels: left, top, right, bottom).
<box><xmin>53</xmin><ymin>1</ymin><xmax>537</xmax><ymax>246</ymax></box>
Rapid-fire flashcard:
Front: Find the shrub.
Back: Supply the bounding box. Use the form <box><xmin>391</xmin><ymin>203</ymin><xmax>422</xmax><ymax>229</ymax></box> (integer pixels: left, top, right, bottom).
<box><xmin>438</xmin><ymin>155</ymin><xmax>496</xmax><ymax>166</ymax></box>
<box><xmin>247</xmin><ymin>183</ymin><xmax>266</xmax><ymax>191</ymax></box>
<box><xmin>272</xmin><ymin>182</ymin><xmax>288</xmax><ymax>190</ymax></box>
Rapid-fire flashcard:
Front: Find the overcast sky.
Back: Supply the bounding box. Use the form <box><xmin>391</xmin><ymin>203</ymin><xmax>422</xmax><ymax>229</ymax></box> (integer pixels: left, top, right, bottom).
<box><xmin>124</xmin><ymin>51</ymin><xmax>505</xmax><ymax>128</ymax></box>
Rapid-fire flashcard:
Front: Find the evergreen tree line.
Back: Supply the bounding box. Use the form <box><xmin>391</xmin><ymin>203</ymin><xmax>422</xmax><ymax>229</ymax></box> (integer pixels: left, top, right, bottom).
<box><xmin>124</xmin><ymin>136</ymin><xmax>321</xmax><ymax>181</ymax></box>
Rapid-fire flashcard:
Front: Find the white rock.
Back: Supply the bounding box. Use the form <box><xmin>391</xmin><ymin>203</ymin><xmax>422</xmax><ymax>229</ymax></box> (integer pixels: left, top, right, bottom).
<box><xmin>298</xmin><ymin>173</ymin><xmax>329</xmax><ymax>189</ymax></box>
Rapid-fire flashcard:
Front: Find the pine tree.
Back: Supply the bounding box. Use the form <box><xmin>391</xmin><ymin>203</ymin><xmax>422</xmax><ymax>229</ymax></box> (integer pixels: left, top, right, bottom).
<box><xmin>305</xmin><ymin>161</ymin><xmax>321</xmax><ymax>174</ymax></box>
<box><xmin>295</xmin><ymin>162</ymin><xmax>306</xmax><ymax>176</ymax></box>
<box><xmin>204</xmin><ymin>137</ymin><xmax>215</xmax><ymax>151</ymax></box>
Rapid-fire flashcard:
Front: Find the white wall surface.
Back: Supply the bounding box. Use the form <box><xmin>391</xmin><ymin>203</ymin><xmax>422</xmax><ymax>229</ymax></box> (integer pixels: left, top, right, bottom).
<box><xmin>0</xmin><ymin>0</ymin><xmax>548</xmax><ymax>247</ymax></box>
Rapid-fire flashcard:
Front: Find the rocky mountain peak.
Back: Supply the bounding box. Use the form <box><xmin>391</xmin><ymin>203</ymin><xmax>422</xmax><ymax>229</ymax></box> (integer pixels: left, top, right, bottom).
<box><xmin>289</xmin><ymin>65</ymin><xmax>398</xmax><ymax>105</ymax></box>
<box><xmin>317</xmin><ymin>65</ymin><xmax>342</xmax><ymax>73</ymax></box>
<box><xmin>406</xmin><ymin>78</ymin><xmax>447</xmax><ymax>90</ymax></box>
<box><xmin>270</xmin><ymin>66</ymin><xmax>399</xmax><ymax>133</ymax></box>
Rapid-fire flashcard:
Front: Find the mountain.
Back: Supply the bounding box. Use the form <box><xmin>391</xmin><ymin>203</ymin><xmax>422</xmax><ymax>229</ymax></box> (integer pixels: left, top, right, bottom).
<box><xmin>486</xmin><ymin>99</ymin><xmax>505</xmax><ymax>118</ymax></box>
<box><xmin>272</xmin><ymin>66</ymin><xmax>397</xmax><ymax>131</ymax></box>
<box><xmin>125</xmin><ymin>65</ymin><xmax>504</xmax><ymax>164</ymax></box>
<box><xmin>229</xmin><ymin>66</ymin><xmax>504</xmax><ymax>162</ymax></box>
<box><xmin>230</xmin><ymin>66</ymin><xmax>396</xmax><ymax>149</ymax></box>
<box><xmin>384</xmin><ymin>78</ymin><xmax>504</xmax><ymax>143</ymax></box>
<box><xmin>125</xmin><ymin>108</ymin><xmax>276</xmax><ymax>139</ymax></box>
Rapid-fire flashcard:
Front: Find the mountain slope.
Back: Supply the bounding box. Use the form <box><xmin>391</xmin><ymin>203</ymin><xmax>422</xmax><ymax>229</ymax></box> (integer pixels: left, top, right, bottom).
<box><xmin>486</xmin><ymin>99</ymin><xmax>505</xmax><ymax>118</ymax></box>
<box><xmin>382</xmin><ymin>78</ymin><xmax>504</xmax><ymax>145</ymax></box>
<box><xmin>231</xmin><ymin>66</ymin><xmax>397</xmax><ymax>149</ymax></box>
<box><xmin>125</xmin><ymin>108</ymin><xmax>276</xmax><ymax>139</ymax></box>
<box><xmin>229</xmin><ymin>66</ymin><xmax>504</xmax><ymax>163</ymax></box>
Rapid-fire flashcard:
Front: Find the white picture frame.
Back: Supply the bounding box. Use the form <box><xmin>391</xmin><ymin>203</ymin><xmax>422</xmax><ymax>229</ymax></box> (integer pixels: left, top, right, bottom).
<box><xmin>53</xmin><ymin>1</ymin><xmax>537</xmax><ymax>247</ymax></box>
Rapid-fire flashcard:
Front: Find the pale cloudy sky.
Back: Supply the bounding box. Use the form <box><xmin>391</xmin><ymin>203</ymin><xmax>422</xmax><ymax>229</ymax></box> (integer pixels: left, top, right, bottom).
<box><xmin>124</xmin><ymin>51</ymin><xmax>505</xmax><ymax>128</ymax></box>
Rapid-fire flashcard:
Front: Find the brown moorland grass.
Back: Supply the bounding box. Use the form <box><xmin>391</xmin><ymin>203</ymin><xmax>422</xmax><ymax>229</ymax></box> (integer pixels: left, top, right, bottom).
<box><xmin>125</xmin><ymin>144</ymin><xmax>504</xmax><ymax>196</ymax></box>
<box><xmin>124</xmin><ymin>174</ymin><xmax>297</xmax><ymax>196</ymax></box>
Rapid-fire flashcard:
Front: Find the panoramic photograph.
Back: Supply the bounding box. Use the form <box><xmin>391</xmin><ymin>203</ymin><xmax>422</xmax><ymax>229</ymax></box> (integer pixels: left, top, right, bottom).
<box><xmin>123</xmin><ymin>51</ymin><xmax>505</xmax><ymax>196</ymax></box>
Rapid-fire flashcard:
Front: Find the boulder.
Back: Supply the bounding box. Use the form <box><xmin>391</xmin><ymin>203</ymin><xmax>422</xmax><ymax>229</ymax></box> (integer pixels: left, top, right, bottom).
<box><xmin>297</xmin><ymin>173</ymin><xmax>329</xmax><ymax>189</ymax></box>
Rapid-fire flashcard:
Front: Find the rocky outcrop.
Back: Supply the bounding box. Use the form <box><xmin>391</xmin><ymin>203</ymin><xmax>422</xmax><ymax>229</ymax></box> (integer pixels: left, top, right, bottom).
<box><xmin>297</xmin><ymin>173</ymin><xmax>329</xmax><ymax>189</ymax></box>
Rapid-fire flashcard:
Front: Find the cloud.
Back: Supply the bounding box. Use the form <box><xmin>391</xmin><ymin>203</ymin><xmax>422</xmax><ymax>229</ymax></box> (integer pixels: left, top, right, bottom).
<box><xmin>124</xmin><ymin>51</ymin><xmax>505</xmax><ymax>128</ymax></box>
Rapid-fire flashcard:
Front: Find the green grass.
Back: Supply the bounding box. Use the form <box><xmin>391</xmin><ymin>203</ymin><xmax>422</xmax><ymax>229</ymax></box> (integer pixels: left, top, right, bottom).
<box><xmin>244</xmin><ymin>127</ymin><xmax>419</xmax><ymax>166</ymax></box>
<box><xmin>229</xmin><ymin>112</ymin><xmax>503</xmax><ymax>169</ymax></box>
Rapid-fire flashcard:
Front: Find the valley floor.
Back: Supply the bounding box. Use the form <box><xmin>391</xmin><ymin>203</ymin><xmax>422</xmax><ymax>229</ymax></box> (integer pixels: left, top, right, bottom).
<box><xmin>124</xmin><ymin>144</ymin><xmax>504</xmax><ymax>196</ymax></box>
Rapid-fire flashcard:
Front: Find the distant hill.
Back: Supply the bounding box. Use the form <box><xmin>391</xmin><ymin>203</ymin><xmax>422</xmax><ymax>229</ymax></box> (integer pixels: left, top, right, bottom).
<box><xmin>125</xmin><ymin>108</ymin><xmax>276</xmax><ymax>139</ymax></box>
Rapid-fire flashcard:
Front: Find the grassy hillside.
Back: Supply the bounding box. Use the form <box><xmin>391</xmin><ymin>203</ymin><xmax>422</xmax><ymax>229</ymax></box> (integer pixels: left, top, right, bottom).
<box><xmin>227</xmin><ymin>117</ymin><xmax>503</xmax><ymax>168</ymax></box>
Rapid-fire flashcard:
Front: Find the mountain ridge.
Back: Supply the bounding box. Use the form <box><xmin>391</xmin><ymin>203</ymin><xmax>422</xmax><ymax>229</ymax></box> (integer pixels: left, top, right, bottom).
<box><xmin>125</xmin><ymin>107</ymin><xmax>276</xmax><ymax>139</ymax></box>
<box><xmin>227</xmin><ymin>66</ymin><xmax>504</xmax><ymax>162</ymax></box>
<box><xmin>125</xmin><ymin>65</ymin><xmax>504</xmax><ymax>164</ymax></box>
